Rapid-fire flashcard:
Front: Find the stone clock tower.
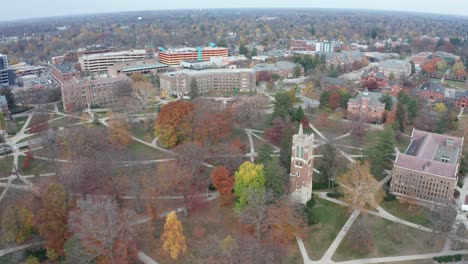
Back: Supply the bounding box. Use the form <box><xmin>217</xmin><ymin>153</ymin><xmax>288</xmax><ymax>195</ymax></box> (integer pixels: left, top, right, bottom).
<box><xmin>289</xmin><ymin>124</ymin><xmax>315</xmax><ymax>204</ymax></box>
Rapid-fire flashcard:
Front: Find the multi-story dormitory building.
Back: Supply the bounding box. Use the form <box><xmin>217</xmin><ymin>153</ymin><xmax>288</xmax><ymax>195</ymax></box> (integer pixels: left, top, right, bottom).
<box><xmin>159</xmin><ymin>69</ymin><xmax>256</xmax><ymax>96</ymax></box>
<box><xmin>390</xmin><ymin>129</ymin><xmax>464</xmax><ymax>206</ymax></box>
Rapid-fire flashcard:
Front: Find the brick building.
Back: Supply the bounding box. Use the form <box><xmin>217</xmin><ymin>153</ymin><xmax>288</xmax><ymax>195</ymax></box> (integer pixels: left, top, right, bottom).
<box><xmin>253</xmin><ymin>61</ymin><xmax>302</xmax><ymax>79</ymax></box>
<box><xmin>382</xmin><ymin>81</ymin><xmax>404</xmax><ymax>97</ymax></box>
<box><xmin>418</xmin><ymin>82</ymin><xmax>445</xmax><ymax>101</ymax></box>
<box><xmin>455</xmin><ymin>90</ymin><xmax>468</xmax><ymax>109</ymax></box>
<box><xmin>290</xmin><ymin>39</ymin><xmax>342</xmax><ymax>52</ymax></box>
<box><xmin>390</xmin><ymin>129</ymin><xmax>464</xmax><ymax>205</ymax></box>
<box><xmin>378</xmin><ymin>59</ymin><xmax>412</xmax><ymax>79</ymax></box>
<box><xmin>159</xmin><ymin>69</ymin><xmax>256</xmax><ymax>96</ymax></box>
<box><xmin>289</xmin><ymin>124</ymin><xmax>315</xmax><ymax>204</ymax></box>
<box><xmin>51</xmin><ymin>63</ymin><xmax>81</xmax><ymax>84</ymax></box>
<box><xmin>158</xmin><ymin>47</ymin><xmax>228</xmax><ymax>66</ymax></box>
<box><xmin>61</xmin><ymin>75</ymin><xmax>132</xmax><ymax>112</ymax></box>
<box><xmin>347</xmin><ymin>88</ymin><xmax>397</xmax><ymax>123</ymax></box>
<box><xmin>360</xmin><ymin>69</ymin><xmax>388</xmax><ymax>89</ymax></box>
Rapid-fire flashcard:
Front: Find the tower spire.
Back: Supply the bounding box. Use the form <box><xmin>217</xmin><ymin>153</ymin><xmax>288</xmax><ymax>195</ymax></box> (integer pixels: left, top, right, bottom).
<box><xmin>299</xmin><ymin>123</ymin><xmax>303</xmax><ymax>135</ymax></box>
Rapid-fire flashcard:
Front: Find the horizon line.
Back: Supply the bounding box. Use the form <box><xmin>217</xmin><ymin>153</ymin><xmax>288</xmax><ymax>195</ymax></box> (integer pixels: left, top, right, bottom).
<box><xmin>1</xmin><ymin>7</ymin><xmax>467</xmax><ymax>24</ymax></box>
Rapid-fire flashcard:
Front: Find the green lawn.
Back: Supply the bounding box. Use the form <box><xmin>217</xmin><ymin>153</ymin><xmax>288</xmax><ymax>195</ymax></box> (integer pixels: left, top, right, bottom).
<box><xmin>305</xmin><ymin>199</ymin><xmax>349</xmax><ymax>260</ymax></box>
<box><xmin>94</xmin><ymin>112</ymin><xmax>109</xmax><ymax>119</ymax></box>
<box><xmin>129</xmin><ymin>124</ymin><xmax>153</xmax><ymax>142</ymax></box>
<box><xmin>127</xmin><ymin>141</ymin><xmax>172</xmax><ymax>160</ymax></box>
<box><xmin>16</xmin><ymin>134</ymin><xmax>41</xmax><ymax>144</ymax></box>
<box><xmin>18</xmin><ymin>155</ymin><xmax>55</xmax><ymax>175</ymax></box>
<box><xmin>48</xmin><ymin>116</ymin><xmax>83</xmax><ymax>128</ymax></box>
<box><xmin>6</xmin><ymin>116</ymin><xmax>29</xmax><ymax>134</ymax></box>
<box><xmin>333</xmin><ymin>214</ymin><xmax>443</xmax><ymax>261</ymax></box>
<box><xmin>0</xmin><ymin>156</ymin><xmax>13</xmax><ymax>177</ymax></box>
<box><xmin>380</xmin><ymin>200</ymin><xmax>432</xmax><ymax>227</ymax></box>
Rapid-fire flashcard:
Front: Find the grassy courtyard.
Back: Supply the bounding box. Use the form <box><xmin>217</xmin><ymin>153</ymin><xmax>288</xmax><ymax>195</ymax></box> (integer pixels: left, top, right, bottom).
<box><xmin>7</xmin><ymin>116</ymin><xmax>29</xmax><ymax>134</ymax></box>
<box><xmin>127</xmin><ymin>141</ymin><xmax>172</xmax><ymax>160</ymax></box>
<box><xmin>333</xmin><ymin>214</ymin><xmax>444</xmax><ymax>261</ymax></box>
<box><xmin>305</xmin><ymin>198</ymin><xmax>349</xmax><ymax>260</ymax></box>
<box><xmin>380</xmin><ymin>200</ymin><xmax>432</xmax><ymax>227</ymax></box>
<box><xmin>0</xmin><ymin>156</ymin><xmax>13</xmax><ymax>177</ymax></box>
<box><xmin>18</xmin><ymin>155</ymin><xmax>55</xmax><ymax>175</ymax></box>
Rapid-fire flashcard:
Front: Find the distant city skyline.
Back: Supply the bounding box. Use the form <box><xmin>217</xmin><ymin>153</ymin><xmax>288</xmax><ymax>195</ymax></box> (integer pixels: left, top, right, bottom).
<box><xmin>1</xmin><ymin>0</ymin><xmax>468</xmax><ymax>21</ymax></box>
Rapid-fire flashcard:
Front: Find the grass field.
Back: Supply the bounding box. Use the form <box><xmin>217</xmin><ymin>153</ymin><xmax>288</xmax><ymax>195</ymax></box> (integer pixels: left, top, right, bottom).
<box><xmin>127</xmin><ymin>141</ymin><xmax>172</xmax><ymax>160</ymax></box>
<box><xmin>7</xmin><ymin>116</ymin><xmax>29</xmax><ymax>134</ymax></box>
<box><xmin>48</xmin><ymin>116</ymin><xmax>83</xmax><ymax>128</ymax></box>
<box><xmin>18</xmin><ymin>155</ymin><xmax>55</xmax><ymax>175</ymax></box>
<box><xmin>380</xmin><ymin>200</ymin><xmax>432</xmax><ymax>227</ymax></box>
<box><xmin>0</xmin><ymin>156</ymin><xmax>13</xmax><ymax>177</ymax></box>
<box><xmin>305</xmin><ymin>199</ymin><xmax>349</xmax><ymax>260</ymax></box>
<box><xmin>333</xmin><ymin>214</ymin><xmax>444</xmax><ymax>261</ymax></box>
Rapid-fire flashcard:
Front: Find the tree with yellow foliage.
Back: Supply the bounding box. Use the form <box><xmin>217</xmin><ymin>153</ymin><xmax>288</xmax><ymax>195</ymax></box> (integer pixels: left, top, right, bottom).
<box><xmin>337</xmin><ymin>161</ymin><xmax>383</xmax><ymax>211</ymax></box>
<box><xmin>234</xmin><ymin>161</ymin><xmax>265</xmax><ymax>211</ymax></box>
<box><xmin>162</xmin><ymin>211</ymin><xmax>187</xmax><ymax>259</ymax></box>
<box><xmin>434</xmin><ymin>102</ymin><xmax>447</xmax><ymax>113</ymax></box>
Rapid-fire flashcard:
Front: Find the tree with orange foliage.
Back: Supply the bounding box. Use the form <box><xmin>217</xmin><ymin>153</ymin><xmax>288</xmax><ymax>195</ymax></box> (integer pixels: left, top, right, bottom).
<box><xmin>35</xmin><ymin>183</ymin><xmax>74</xmax><ymax>257</ymax></box>
<box><xmin>187</xmin><ymin>102</ymin><xmax>233</xmax><ymax>148</ymax></box>
<box><xmin>210</xmin><ymin>166</ymin><xmax>235</xmax><ymax>206</ymax></box>
<box><xmin>328</xmin><ymin>91</ymin><xmax>341</xmax><ymax>110</ymax></box>
<box><xmin>108</xmin><ymin>115</ymin><xmax>132</xmax><ymax>146</ymax></box>
<box><xmin>154</xmin><ymin>101</ymin><xmax>194</xmax><ymax>148</ymax></box>
<box><xmin>231</xmin><ymin>138</ymin><xmax>246</xmax><ymax>153</ymax></box>
<box><xmin>264</xmin><ymin>199</ymin><xmax>305</xmax><ymax>245</ymax></box>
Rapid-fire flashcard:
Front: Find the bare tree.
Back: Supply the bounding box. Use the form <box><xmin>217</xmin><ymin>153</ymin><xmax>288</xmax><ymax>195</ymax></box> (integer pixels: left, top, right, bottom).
<box><xmin>231</xmin><ymin>95</ymin><xmax>268</xmax><ymax>128</ymax></box>
<box><xmin>347</xmin><ymin>114</ymin><xmax>369</xmax><ymax>137</ymax></box>
<box><xmin>68</xmin><ymin>197</ymin><xmax>139</xmax><ymax>264</ymax></box>
<box><xmin>426</xmin><ymin>205</ymin><xmax>457</xmax><ymax>243</ymax></box>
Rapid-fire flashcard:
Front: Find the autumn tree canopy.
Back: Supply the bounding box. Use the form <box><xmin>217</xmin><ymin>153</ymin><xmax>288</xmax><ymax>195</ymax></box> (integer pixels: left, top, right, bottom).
<box><xmin>211</xmin><ymin>166</ymin><xmax>235</xmax><ymax>206</ymax></box>
<box><xmin>35</xmin><ymin>183</ymin><xmax>74</xmax><ymax>256</ymax></box>
<box><xmin>154</xmin><ymin>101</ymin><xmax>195</xmax><ymax>148</ymax></box>
<box><xmin>337</xmin><ymin>161</ymin><xmax>383</xmax><ymax>211</ymax></box>
<box><xmin>234</xmin><ymin>161</ymin><xmax>266</xmax><ymax>211</ymax></box>
<box><xmin>162</xmin><ymin>211</ymin><xmax>187</xmax><ymax>259</ymax></box>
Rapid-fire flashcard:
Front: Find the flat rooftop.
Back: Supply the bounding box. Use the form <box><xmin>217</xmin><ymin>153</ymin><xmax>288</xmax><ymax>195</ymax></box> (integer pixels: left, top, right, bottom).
<box><xmin>121</xmin><ymin>63</ymin><xmax>168</xmax><ymax>72</ymax></box>
<box><xmin>162</xmin><ymin>68</ymin><xmax>254</xmax><ymax>77</ymax></box>
<box><xmin>81</xmin><ymin>49</ymin><xmax>146</xmax><ymax>59</ymax></box>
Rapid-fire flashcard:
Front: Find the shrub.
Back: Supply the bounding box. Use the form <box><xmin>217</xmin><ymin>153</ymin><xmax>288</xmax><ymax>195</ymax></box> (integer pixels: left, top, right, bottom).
<box><xmin>326</xmin><ymin>191</ymin><xmax>344</xmax><ymax>198</ymax></box>
<box><xmin>208</xmin><ymin>183</ymin><xmax>216</xmax><ymax>191</ymax></box>
<box><xmin>383</xmin><ymin>193</ymin><xmax>397</xmax><ymax>201</ymax></box>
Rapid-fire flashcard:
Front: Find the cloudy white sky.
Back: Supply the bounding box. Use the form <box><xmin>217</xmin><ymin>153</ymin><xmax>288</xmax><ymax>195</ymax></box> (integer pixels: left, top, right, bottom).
<box><xmin>2</xmin><ymin>0</ymin><xmax>468</xmax><ymax>21</ymax></box>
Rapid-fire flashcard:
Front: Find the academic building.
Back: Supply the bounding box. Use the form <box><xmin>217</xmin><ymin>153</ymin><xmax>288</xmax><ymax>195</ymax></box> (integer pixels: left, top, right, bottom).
<box><xmin>61</xmin><ymin>75</ymin><xmax>132</xmax><ymax>112</ymax></box>
<box><xmin>390</xmin><ymin>129</ymin><xmax>464</xmax><ymax>205</ymax></box>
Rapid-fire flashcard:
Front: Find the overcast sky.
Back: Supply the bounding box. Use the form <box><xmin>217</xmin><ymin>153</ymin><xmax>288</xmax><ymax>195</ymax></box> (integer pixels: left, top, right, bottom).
<box><xmin>2</xmin><ymin>0</ymin><xmax>468</xmax><ymax>21</ymax></box>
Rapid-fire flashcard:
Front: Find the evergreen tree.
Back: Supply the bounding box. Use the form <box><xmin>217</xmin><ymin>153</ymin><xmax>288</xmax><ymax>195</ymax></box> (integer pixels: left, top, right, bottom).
<box><xmin>379</xmin><ymin>94</ymin><xmax>394</xmax><ymax>111</ymax></box>
<box><xmin>256</xmin><ymin>143</ymin><xmax>273</xmax><ymax>165</ymax></box>
<box><xmin>319</xmin><ymin>91</ymin><xmax>331</xmax><ymax>108</ymax></box>
<box><xmin>279</xmin><ymin>130</ymin><xmax>293</xmax><ymax>170</ymax></box>
<box><xmin>294</xmin><ymin>64</ymin><xmax>302</xmax><ymax>78</ymax></box>
<box><xmin>395</xmin><ymin>102</ymin><xmax>406</xmax><ymax>132</ymax></box>
<box><xmin>189</xmin><ymin>79</ymin><xmax>199</xmax><ymax>100</ymax></box>
<box><xmin>294</xmin><ymin>106</ymin><xmax>304</xmax><ymax>122</ymax></box>
<box><xmin>264</xmin><ymin>157</ymin><xmax>287</xmax><ymax>199</ymax></box>
<box><xmin>406</xmin><ymin>99</ymin><xmax>418</xmax><ymax>122</ymax></box>
<box><xmin>364</xmin><ymin>126</ymin><xmax>395</xmax><ymax>177</ymax></box>
<box><xmin>272</xmin><ymin>92</ymin><xmax>293</xmax><ymax>120</ymax></box>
